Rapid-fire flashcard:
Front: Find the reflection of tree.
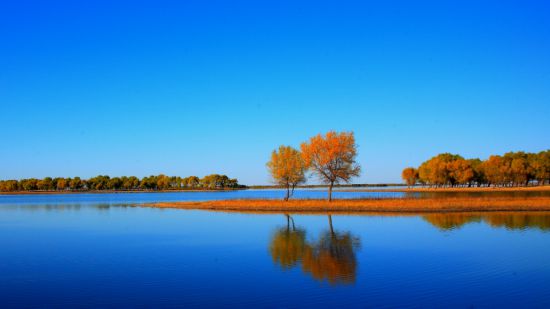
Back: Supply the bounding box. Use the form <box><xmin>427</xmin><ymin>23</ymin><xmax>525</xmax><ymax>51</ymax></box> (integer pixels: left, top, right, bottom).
<box><xmin>270</xmin><ymin>215</ymin><xmax>306</xmax><ymax>269</ymax></box>
<box><xmin>269</xmin><ymin>215</ymin><xmax>361</xmax><ymax>285</ymax></box>
<box><xmin>423</xmin><ymin>213</ymin><xmax>481</xmax><ymax>230</ymax></box>
<box><xmin>485</xmin><ymin>213</ymin><xmax>550</xmax><ymax>231</ymax></box>
<box><xmin>423</xmin><ymin>213</ymin><xmax>550</xmax><ymax>231</ymax></box>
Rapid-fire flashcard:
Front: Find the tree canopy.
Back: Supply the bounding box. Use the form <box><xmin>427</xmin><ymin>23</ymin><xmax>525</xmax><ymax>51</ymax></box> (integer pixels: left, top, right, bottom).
<box><xmin>406</xmin><ymin>150</ymin><xmax>550</xmax><ymax>187</ymax></box>
<box><xmin>0</xmin><ymin>174</ymin><xmax>244</xmax><ymax>192</ymax></box>
<box><xmin>301</xmin><ymin>131</ymin><xmax>361</xmax><ymax>201</ymax></box>
<box><xmin>267</xmin><ymin>145</ymin><xmax>306</xmax><ymax>201</ymax></box>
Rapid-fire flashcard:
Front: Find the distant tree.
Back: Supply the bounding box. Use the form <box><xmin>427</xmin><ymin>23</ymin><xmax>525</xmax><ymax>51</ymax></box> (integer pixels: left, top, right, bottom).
<box><xmin>227</xmin><ymin>178</ymin><xmax>239</xmax><ymax>188</ymax></box>
<box><xmin>186</xmin><ymin>176</ymin><xmax>200</xmax><ymax>188</ymax></box>
<box><xmin>481</xmin><ymin>155</ymin><xmax>506</xmax><ymax>186</ymax></box>
<box><xmin>449</xmin><ymin>158</ymin><xmax>474</xmax><ymax>186</ymax></box>
<box><xmin>38</xmin><ymin>177</ymin><xmax>53</xmax><ymax>191</ymax></box>
<box><xmin>418</xmin><ymin>153</ymin><xmax>465</xmax><ymax>187</ymax></box>
<box><xmin>108</xmin><ymin>177</ymin><xmax>122</xmax><ymax>190</ymax></box>
<box><xmin>68</xmin><ymin>177</ymin><xmax>82</xmax><ymax>190</ymax></box>
<box><xmin>1</xmin><ymin>180</ymin><xmax>19</xmax><ymax>191</ymax></box>
<box><xmin>21</xmin><ymin>178</ymin><xmax>38</xmax><ymax>191</ymax></box>
<box><xmin>532</xmin><ymin>150</ymin><xmax>550</xmax><ymax>185</ymax></box>
<box><xmin>468</xmin><ymin>158</ymin><xmax>485</xmax><ymax>187</ymax></box>
<box><xmin>301</xmin><ymin>131</ymin><xmax>361</xmax><ymax>201</ymax></box>
<box><xmin>56</xmin><ymin>178</ymin><xmax>68</xmax><ymax>191</ymax></box>
<box><xmin>502</xmin><ymin>152</ymin><xmax>533</xmax><ymax>186</ymax></box>
<box><xmin>157</xmin><ymin>174</ymin><xmax>170</xmax><ymax>190</ymax></box>
<box><xmin>401</xmin><ymin>167</ymin><xmax>418</xmax><ymax>188</ymax></box>
<box><xmin>267</xmin><ymin>145</ymin><xmax>306</xmax><ymax>201</ymax></box>
<box><xmin>0</xmin><ymin>174</ymin><xmax>241</xmax><ymax>192</ymax></box>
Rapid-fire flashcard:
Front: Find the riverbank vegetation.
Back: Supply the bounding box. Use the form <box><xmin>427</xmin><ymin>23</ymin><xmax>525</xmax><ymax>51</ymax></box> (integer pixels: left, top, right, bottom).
<box><xmin>148</xmin><ymin>196</ymin><xmax>550</xmax><ymax>213</ymax></box>
<box><xmin>0</xmin><ymin>174</ymin><xmax>244</xmax><ymax>192</ymax></box>
<box><xmin>402</xmin><ymin>150</ymin><xmax>550</xmax><ymax>188</ymax></box>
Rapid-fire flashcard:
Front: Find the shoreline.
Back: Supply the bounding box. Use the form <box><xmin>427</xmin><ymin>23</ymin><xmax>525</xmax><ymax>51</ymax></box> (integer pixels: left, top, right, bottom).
<box><xmin>335</xmin><ymin>186</ymin><xmax>550</xmax><ymax>193</ymax></box>
<box><xmin>145</xmin><ymin>197</ymin><xmax>550</xmax><ymax>214</ymax></box>
<box><xmin>0</xmin><ymin>189</ymin><xmax>245</xmax><ymax>195</ymax></box>
<box><xmin>2</xmin><ymin>185</ymin><xmax>548</xmax><ymax>195</ymax></box>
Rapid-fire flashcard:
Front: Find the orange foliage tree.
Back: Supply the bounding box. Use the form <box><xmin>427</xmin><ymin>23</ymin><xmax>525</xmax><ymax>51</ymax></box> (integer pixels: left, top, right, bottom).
<box><xmin>300</xmin><ymin>131</ymin><xmax>361</xmax><ymax>201</ymax></box>
<box><xmin>401</xmin><ymin>167</ymin><xmax>418</xmax><ymax>188</ymax></box>
<box><xmin>411</xmin><ymin>149</ymin><xmax>549</xmax><ymax>187</ymax></box>
<box><xmin>267</xmin><ymin>145</ymin><xmax>306</xmax><ymax>201</ymax></box>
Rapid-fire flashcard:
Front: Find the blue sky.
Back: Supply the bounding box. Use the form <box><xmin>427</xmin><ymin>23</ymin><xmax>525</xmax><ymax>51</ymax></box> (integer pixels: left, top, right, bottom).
<box><xmin>1</xmin><ymin>1</ymin><xmax>549</xmax><ymax>185</ymax></box>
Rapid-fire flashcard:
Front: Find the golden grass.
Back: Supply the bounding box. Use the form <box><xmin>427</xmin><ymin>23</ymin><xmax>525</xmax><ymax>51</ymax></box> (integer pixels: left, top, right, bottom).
<box><xmin>338</xmin><ymin>185</ymin><xmax>550</xmax><ymax>193</ymax></box>
<box><xmin>146</xmin><ymin>196</ymin><xmax>550</xmax><ymax>214</ymax></box>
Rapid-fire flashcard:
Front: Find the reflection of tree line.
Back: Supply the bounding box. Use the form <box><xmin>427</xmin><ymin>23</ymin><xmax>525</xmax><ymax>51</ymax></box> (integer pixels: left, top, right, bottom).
<box><xmin>405</xmin><ymin>191</ymin><xmax>550</xmax><ymax>199</ymax></box>
<box><xmin>3</xmin><ymin>203</ymin><xmax>124</xmax><ymax>212</ymax></box>
<box><xmin>423</xmin><ymin>213</ymin><xmax>550</xmax><ymax>231</ymax></box>
<box><xmin>270</xmin><ymin>215</ymin><xmax>361</xmax><ymax>285</ymax></box>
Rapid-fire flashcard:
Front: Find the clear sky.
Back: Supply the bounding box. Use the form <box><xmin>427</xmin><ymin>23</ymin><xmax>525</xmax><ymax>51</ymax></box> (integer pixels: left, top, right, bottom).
<box><xmin>1</xmin><ymin>1</ymin><xmax>549</xmax><ymax>185</ymax></box>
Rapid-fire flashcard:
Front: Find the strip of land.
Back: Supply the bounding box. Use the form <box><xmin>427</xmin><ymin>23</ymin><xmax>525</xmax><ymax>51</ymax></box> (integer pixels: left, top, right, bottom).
<box><xmin>0</xmin><ymin>189</ymin><xmax>244</xmax><ymax>195</ymax></box>
<box><xmin>146</xmin><ymin>196</ymin><xmax>550</xmax><ymax>214</ymax></box>
<box><xmin>335</xmin><ymin>186</ymin><xmax>550</xmax><ymax>192</ymax></box>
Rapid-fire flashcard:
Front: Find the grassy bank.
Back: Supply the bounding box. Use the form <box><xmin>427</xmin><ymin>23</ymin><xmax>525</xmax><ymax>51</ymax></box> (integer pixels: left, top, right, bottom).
<box><xmin>146</xmin><ymin>196</ymin><xmax>550</xmax><ymax>214</ymax></box>
<box><xmin>337</xmin><ymin>185</ymin><xmax>550</xmax><ymax>193</ymax></box>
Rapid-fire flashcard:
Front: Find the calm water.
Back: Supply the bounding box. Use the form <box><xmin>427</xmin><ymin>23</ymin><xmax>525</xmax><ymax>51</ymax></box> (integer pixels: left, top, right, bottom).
<box><xmin>1</xmin><ymin>191</ymin><xmax>550</xmax><ymax>308</ymax></box>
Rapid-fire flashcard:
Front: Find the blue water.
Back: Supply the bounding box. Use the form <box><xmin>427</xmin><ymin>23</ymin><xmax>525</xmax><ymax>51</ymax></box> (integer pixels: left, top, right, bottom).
<box><xmin>0</xmin><ymin>189</ymin><xmax>407</xmax><ymax>206</ymax></box>
<box><xmin>1</xmin><ymin>191</ymin><xmax>550</xmax><ymax>308</ymax></box>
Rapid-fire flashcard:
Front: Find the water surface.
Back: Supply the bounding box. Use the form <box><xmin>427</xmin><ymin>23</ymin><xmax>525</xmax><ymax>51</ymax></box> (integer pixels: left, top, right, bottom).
<box><xmin>1</xmin><ymin>192</ymin><xmax>549</xmax><ymax>307</ymax></box>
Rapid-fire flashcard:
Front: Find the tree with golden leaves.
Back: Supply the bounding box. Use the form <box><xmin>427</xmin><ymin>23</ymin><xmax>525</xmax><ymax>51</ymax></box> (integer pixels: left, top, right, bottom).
<box><xmin>401</xmin><ymin>167</ymin><xmax>418</xmax><ymax>188</ymax></box>
<box><xmin>267</xmin><ymin>145</ymin><xmax>306</xmax><ymax>201</ymax></box>
<box><xmin>269</xmin><ymin>215</ymin><xmax>306</xmax><ymax>269</ymax></box>
<box><xmin>301</xmin><ymin>131</ymin><xmax>361</xmax><ymax>201</ymax></box>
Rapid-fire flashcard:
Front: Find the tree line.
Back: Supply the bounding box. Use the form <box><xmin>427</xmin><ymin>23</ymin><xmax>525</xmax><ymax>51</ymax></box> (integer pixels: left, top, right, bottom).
<box><xmin>0</xmin><ymin>174</ymin><xmax>244</xmax><ymax>192</ymax></box>
<box><xmin>267</xmin><ymin>131</ymin><xmax>361</xmax><ymax>201</ymax></box>
<box><xmin>402</xmin><ymin>150</ymin><xmax>550</xmax><ymax>188</ymax></box>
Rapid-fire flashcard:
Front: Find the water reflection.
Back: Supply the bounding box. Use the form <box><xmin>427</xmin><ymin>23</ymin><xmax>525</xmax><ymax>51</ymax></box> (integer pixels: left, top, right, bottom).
<box><xmin>270</xmin><ymin>215</ymin><xmax>361</xmax><ymax>285</ymax></box>
<box><xmin>423</xmin><ymin>213</ymin><xmax>550</xmax><ymax>231</ymax></box>
<box><xmin>407</xmin><ymin>190</ymin><xmax>550</xmax><ymax>199</ymax></box>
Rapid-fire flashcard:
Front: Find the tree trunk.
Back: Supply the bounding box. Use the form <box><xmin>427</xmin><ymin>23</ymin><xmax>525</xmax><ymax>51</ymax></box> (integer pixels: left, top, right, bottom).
<box><xmin>284</xmin><ymin>184</ymin><xmax>290</xmax><ymax>201</ymax></box>
<box><xmin>328</xmin><ymin>181</ymin><xmax>334</xmax><ymax>202</ymax></box>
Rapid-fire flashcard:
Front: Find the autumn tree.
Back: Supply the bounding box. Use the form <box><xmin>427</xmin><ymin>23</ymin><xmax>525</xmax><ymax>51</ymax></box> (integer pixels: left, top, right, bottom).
<box><xmin>449</xmin><ymin>158</ymin><xmax>474</xmax><ymax>186</ymax></box>
<box><xmin>56</xmin><ymin>178</ymin><xmax>68</xmax><ymax>191</ymax></box>
<box><xmin>0</xmin><ymin>174</ymin><xmax>242</xmax><ymax>192</ymax></box>
<box><xmin>481</xmin><ymin>155</ymin><xmax>506</xmax><ymax>186</ymax></box>
<box><xmin>532</xmin><ymin>150</ymin><xmax>550</xmax><ymax>185</ymax></box>
<box><xmin>185</xmin><ymin>176</ymin><xmax>200</xmax><ymax>188</ymax></box>
<box><xmin>156</xmin><ymin>174</ymin><xmax>170</xmax><ymax>190</ymax></box>
<box><xmin>401</xmin><ymin>167</ymin><xmax>418</xmax><ymax>188</ymax></box>
<box><xmin>267</xmin><ymin>145</ymin><xmax>306</xmax><ymax>201</ymax></box>
<box><xmin>37</xmin><ymin>177</ymin><xmax>53</xmax><ymax>190</ymax></box>
<box><xmin>468</xmin><ymin>158</ymin><xmax>485</xmax><ymax>187</ymax></box>
<box><xmin>69</xmin><ymin>177</ymin><xmax>82</xmax><ymax>190</ymax></box>
<box><xmin>301</xmin><ymin>131</ymin><xmax>361</xmax><ymax>201</ymax></box>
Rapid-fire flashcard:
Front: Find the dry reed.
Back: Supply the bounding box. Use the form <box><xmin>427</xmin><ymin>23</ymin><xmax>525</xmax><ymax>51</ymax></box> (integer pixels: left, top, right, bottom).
<box><xmin>146</xmin><ymin>196</ymin><xmax>550</xmax><ymax>214</ymax></box>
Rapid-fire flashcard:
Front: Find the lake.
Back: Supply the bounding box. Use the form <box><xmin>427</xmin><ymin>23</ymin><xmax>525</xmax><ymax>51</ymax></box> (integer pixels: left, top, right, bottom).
<box><xmin>1</xmin><ymin>190</ymin><xmax>550</xmax><ymax>307</ymax></box>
